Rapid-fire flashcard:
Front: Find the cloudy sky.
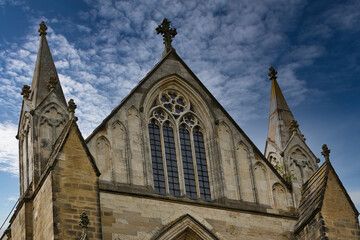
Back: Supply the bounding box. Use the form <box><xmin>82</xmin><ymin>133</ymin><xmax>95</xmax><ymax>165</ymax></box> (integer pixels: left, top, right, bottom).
<box><xmin>0</xmin><ymin>0</ymin><xmax>359</xmax><ymax>231</ymax></box>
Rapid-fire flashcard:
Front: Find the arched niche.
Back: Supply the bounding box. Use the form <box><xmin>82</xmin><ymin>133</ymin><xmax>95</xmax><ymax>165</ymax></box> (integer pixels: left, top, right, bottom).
<box><xmin>95</xmin><ymin>136</ymin><xmax>112</xmax><ymax>181</ymax></box>
<box><xmin>236</xmin><ymin>141</ymin><xmax>253</xmax><ymax>202</ymax></box>
<box><xmin>253</xmin><ymin>162</ymin><xmax>271</xmax><ymax>205</ymax></box>
<box><xmin>127</xmin><ymin>106</ymin><xmax>145</xmax><ymax>185</ymax></box>
<box><xmin>38</xmin><ymin>103</ymin><xmax>67</xmax><ymax>171</ymax></box>
<box><xmin>153</xmin><ymin>214</ymin><xmax>218</xmax><ymax>240</ymax></box>
<box><xmin>272</xmin><ymin>183</ymin><xmax>288</xmax><ymax>207</ymax></box>
<box><xmin>217</xmin><ymin>122</ymin><xmax>238</xmax><ymax>200</ymax></box>
<box><xmin>112</xmin><ymin>121</ymin><xmax>128</xmax><ymax>183</ymax></box>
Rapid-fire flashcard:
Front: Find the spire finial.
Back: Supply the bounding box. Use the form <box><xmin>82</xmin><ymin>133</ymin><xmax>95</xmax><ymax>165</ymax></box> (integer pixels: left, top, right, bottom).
<box><xmin>38</xmin><ymin>21</ymin><xmax>47</xmax><ymax>36</ymax></box>
<box><xmin>268</xmin><ymin>66</ymin><xmax>277</xmax><ymax>81</ymax></box>
<box><xmin>156</xmin><ymin>18</ymin><xmax>177</xmax><ymax>55</ymax></box>
<box><xmin>48</xmin><ymin>76</ymin><xmax>58</xmax><ymax>91</ymax></box>
<box><xmin>321</xmin><ymin>144</ymin><xmax>330</xmax><ymax>162</ymax></box>
<box><xmin>21</xmin><ymin>85</ymin><xmax>31</xmax><ymax>98</ymax></box>
<box><xmin>68</xmin><ymin>99</ymin><xmax>77</xmax><ymax>119</ymax></box>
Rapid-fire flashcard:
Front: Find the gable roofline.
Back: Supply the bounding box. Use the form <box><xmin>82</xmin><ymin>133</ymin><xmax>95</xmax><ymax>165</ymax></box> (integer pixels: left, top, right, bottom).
<box><xmin>85</xmin><ymin>49</ymin><xmax>291</xmax><ymax>189</ymax></box>
<box><xmin>294</xmin><ymin>160</ymin><xmax>359</xmax><ymax>234</ymax></box>
<box><xmin>152</xmin><ymin>214</ymin><xmax>219</xmax><ymax>240</ymax></box>
<box><xmin>47</xmin><ymin>118</ymin><xmax>101</xmax><ymax>176</ymax></box>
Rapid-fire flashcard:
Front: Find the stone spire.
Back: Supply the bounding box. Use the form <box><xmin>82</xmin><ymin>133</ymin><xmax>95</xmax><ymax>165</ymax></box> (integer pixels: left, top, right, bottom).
<box><xmin>156</xmin><ymin>18</ymin><xmax>177</xmax><ymax>57</ymax></box>
<box><xmin>30</xmin><ymin>21</ymin><xmax>67</xmax><ymax>108</ymax></box>
<box><xmin>266</xmin><ymin>66</ymin><xmax>296</xmax><ymax>150</ymax></box>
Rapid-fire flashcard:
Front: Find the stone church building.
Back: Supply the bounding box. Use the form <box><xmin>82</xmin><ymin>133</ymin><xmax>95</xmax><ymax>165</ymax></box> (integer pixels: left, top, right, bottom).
<box><xmin>1</xmin><ymin>20</ymin><xmax>359</xmax><ymax>239</ymax></box>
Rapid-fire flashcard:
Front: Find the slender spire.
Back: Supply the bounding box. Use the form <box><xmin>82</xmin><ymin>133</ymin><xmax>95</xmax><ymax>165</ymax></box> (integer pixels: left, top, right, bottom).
<box><xmin>266</xmin><ymin>66</ymin><xmax>296</xmax><ymax>150</ymax></box>
<box><xmin>156</xmin><ymin>18</ymin><xmax>177</xmax><ymax>57</ymax></box>
<box><xmin>30</xmin><ymin>21</ymin><xmax>67</xmax><ymax>108</ymax></box>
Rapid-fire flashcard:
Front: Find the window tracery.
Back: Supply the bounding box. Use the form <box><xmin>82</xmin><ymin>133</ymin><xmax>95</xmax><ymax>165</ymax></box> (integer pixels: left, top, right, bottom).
<box><xmin>148</xmin><ymin>90</ymin><xmax>211</xmax><ymax>201</ymax></box>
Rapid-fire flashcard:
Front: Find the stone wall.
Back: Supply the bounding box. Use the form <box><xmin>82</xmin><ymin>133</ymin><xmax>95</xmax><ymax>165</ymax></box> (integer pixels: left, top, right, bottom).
<box><xmin>321</xmin><ymin>170</ymin><xmax>360</xmax><ymax>239</ymax></box>
<box><xmin>52</xmin><ymin>124</ymin><xmax>102</xmax><ymax>239</ymax></box>
<box><xmin>33</xmin><ymin>174</ymin><xmax>54</xmax><ymax>240</ymax></box>
<box><xmin>9</xmin><ymin>204</ymin><xmax>26</xmax><ymax>240</ymax></box>
<box><xmin>100</xmin><ymin>192</ymin><xmax>296</xmax><ymax>240</ymax></box>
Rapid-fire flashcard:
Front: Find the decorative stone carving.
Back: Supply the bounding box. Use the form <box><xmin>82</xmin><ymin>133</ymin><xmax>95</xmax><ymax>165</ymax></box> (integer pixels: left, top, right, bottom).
<box><xmin>21</xmin><ymin>85</ymin><xmax>31</xmax><ymax>98</ymax></box>
<box><xmin>95</xmin><ymin>136</ymin><xmax>112</xmax><ymax>181</ymax></box>
<box><xmin>289</xmin><ymin>120</ymin><xmax>299</xmax><ymax>133</ymax></box>
<box><xmin>48</xmin><ymin>76</ymin><xmax>58</xmax><ymax>91</ymax></box>
<box><xmin>321</xmin><ymin>144</ymin><xmax>330</xmax><ymax>161</ymax></box>
<box><xmin>38</xmin><ymin>21</ymin><xmax>47</xmax><ymax>36</ymax></box>
<box><xmin>112</xmin><ymin>121</ymin><xmax>128</xmax><ymax>183</ymax></box>
<box><xmin>79</xmin><ymin>212</ymin><xmax>89</xmax><ymax>240</ymax></box>
<box><xmin>68</xmin><ymin>99</ymin><xmax>77</xmax><ymax>119</ymax></box>
<box><xmin>156</xmin><ymin>18</ymin><xmax>177</xmax><ymax>54</ymax></box>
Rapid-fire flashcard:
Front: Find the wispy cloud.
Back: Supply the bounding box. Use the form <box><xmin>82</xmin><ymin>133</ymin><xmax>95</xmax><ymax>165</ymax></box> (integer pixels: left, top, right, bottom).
<box><xmin>0</xmin><ymin>122</ymin><xmax>18</xmax><ymax>175</ymax></box>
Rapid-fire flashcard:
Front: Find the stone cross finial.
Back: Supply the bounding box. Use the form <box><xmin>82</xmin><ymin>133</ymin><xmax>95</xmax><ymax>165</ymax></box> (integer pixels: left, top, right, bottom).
<box><xmin>289</xmin><ymin>120</ymin><xmax>299</xmax><ymax>133</ymax></box>
<box><xmin>156</xmin><ymin>18</ymin><xmax>177</xmax><ymax>55</ymax></box>
<box><xmin>48</xmin><ymin>76</ymin><xmax>58</xmax><ymax>91</ymax></box>
<box><xmin>38</xmin><ymin>21</ymin><xmax>48</xmax><ymax>36</ymax></box>
<box><xmin>68</xmin><ymin>99</ymin><xmax>77</xmax><ymax>119</ymax></box>
<box><xmin>268</xmin><ymin>66</ymin><xmax>277</xmax><ymax>81</ymax></box>
<box><xmin>321</xmin><ymin>144</ymin><xmax>330</xmax><ymax>162</ymax></box>
<box><xmin>21</xmin><ymin>85</ymin><xmax>31</xmax><ymax>98</ymax></box>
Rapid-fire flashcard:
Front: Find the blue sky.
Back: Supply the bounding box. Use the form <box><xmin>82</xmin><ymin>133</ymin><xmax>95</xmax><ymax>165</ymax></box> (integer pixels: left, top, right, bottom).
<box><xmin>0</xmin><ymin>0</ymin><xmax>359</xmax><ymax>231</ymax></box>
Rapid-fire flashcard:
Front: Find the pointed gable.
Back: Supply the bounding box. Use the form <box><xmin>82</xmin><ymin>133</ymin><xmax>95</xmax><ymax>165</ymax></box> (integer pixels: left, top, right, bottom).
<box><xmin>295</xmin><ymin>159</ymin><xmax>359</xmax><ymax>235</ymax></box>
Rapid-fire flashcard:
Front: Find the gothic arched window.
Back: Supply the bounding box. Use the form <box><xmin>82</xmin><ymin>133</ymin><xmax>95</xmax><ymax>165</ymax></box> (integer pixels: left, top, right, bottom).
<box><xmin>148</xmin><ymin>90</ymin><xmax>211</xmax><ymax>201</ymax></box>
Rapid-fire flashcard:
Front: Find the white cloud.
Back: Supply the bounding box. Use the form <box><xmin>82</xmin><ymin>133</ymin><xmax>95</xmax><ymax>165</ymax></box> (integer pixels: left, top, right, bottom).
<box><xmin>0</xmin><ymin>122</ymin><xmax>18</xmax><ymax>175</ymax></box>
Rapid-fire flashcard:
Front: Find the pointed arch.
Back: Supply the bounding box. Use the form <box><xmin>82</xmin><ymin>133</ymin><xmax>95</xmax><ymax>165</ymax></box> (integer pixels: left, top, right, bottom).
<box><xmin>236</xmin><ymin>141</ymin><xmax>254</xmax><ymax>202</ymax></box>
<box><xmin>218</xmin><ymin>121</ymin><xmax>238</xmax><ymax>200</ymax></box>
<box><xmin>272</xmin><ymin>182</ymin><xmax>288</xmax><ymax>207</ymax></box>
<box><xmin>95</xmin><ymin>136</ymin><xmax>112</xmax><ymax>181</ymax></box>
<box><xmin>153</xmin><ymin>214</ymin><xmax>218</xmax><ymax>240</ymax></box>
<box><xmin>112</xmin><ymin>120</ymin><xmax>129</xmax><ymax>183</ymax></box>
<box><xmin>38</xmin><ymin>102</ymin><xmax>68</xmax><ymax>171</ymax></box>
<box><xmin>127</xmin><ymin>106</ymin><xmax>145</xmax><ymax>185</ymax></box>
<box><xmin>253</xmin><ymin>162</ymin><xmax>271</xmax><ymax>205</ymax></box>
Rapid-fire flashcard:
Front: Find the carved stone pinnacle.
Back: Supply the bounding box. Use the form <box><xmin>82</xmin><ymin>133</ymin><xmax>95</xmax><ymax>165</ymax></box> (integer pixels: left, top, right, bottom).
<box><xmin>156</xmin><ymin>18</ymin><xmax>177</xmax><ymax>55</ymax></box>
<box><xmin>268</xmin><ymin>66</ymin><xmax>277</xmax><ymax>81</ymax></box>
<box><xmin>21</xmin><ymin>85</ymin><xmax>31</xmax><ymax>98</ymax></box>
<box><xmin>79</xmin><ymin>212</ymin><xmax>89</xmax><ymax>240</ymax></box>
<box><xmin>79</xmin><ymin>212</ymin><xmax>89</xmax><ymax>228</ymax></box>
<box><xmin>48</xmin><ymin>76</ymin><xmax>58</xmax><ymax>91</ymax></box>
<box><xmin>68</xmin><ymin>99</ymin><xmax>77</xmax><ymax>114</ymax></box>
<box><xmin>321</xmin><ymin>144</ymin><xmax>330</xmax><ymax>161</ymax></box>
<box><xmin>38</xmin><ymin>21</ymin><xmax>48</xmax><ymax>36</ymax></box>
<box><xmin>289</xmin><ymin>120</ymin><xmax>299</xmax><ymax>133</ymax></box>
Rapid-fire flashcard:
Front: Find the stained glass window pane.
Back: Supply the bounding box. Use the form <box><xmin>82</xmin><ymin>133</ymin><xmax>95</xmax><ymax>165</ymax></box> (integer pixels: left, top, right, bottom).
<box><xmin>179</xmin><ymin>125</ymin><xmax>197</xmax><ymax>199</ymax></box>
<box><xmin>149</xmin><ymin>121</ymin><xmax>166</xmax><ymax>195</ymax></box>
<box><xmin>163</xmin><ymin>122</ymin><xmax>180</xmax><ymax>196</ymax></box>
<box><xmin>193</xmin><ymin>127</ymin><xmax>211</xmax><ymax>201</ymax></box>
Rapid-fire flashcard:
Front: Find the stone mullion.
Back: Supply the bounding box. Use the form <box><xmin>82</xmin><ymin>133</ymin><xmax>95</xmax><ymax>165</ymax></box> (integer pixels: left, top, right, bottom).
<box><xmin>174</xmin><ymin>123</ymin><xmax>186</xmax><ymax>197</ymax></box>
<box><xmin>189</xmin><ymin>127</ymin><xmax>201</xmax><ymax>199</ymax></box>
<box><xmin>160</xmin><ymin>123</ymin><xmax>170</xmax><ymax>195</ymax></box>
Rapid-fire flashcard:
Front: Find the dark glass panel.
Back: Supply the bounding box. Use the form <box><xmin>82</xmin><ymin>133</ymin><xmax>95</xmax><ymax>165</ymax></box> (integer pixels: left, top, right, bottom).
<box><xmin>179</xmin><ymin>125</ymin><xmax>197</xmax><ymax>199</ymax></box>
<box><xmin>193</xmin><ymin>127</ymin><xmax>211</xmax><ymax>201</ymax></box>
<box><xmin>148</xmin><ymin>120</ymin><xmax>166</xmax><ymax>195</ymax></box>
<box><xmin>163</xmin><ymin>122</ymin><xmax>180</xmax><ymax>196</ymax></box>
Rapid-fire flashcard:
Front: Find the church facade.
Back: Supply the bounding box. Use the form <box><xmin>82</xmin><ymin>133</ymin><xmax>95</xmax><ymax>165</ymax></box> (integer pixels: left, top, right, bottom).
<box><xmin>1</xmin><ymin>20</ymin><xmax>359</xmax><ymax>240</ymax></box>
